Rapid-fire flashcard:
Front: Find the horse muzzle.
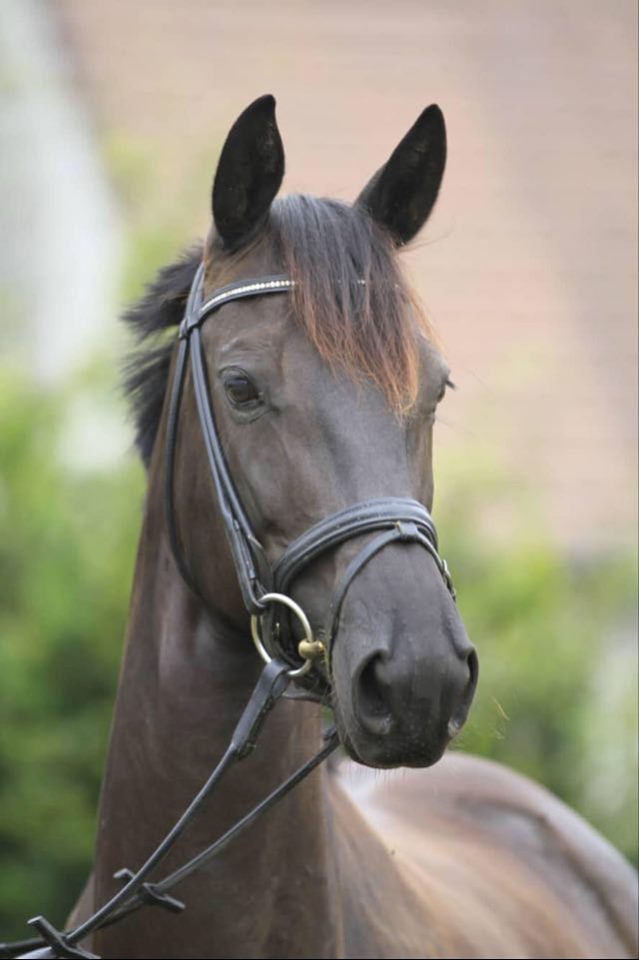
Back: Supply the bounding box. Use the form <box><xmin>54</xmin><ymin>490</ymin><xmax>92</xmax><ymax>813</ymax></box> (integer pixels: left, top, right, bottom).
<box><xmin>326</xmin><ymin>542</ymin><xmax>478</xmax><ymax>768</ymax></box>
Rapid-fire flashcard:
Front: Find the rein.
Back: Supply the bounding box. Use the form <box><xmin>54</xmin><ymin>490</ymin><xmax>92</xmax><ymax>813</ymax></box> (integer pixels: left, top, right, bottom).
<box><xmin>3</xmin><ymin>264</ymin><xmax>455</xmax><ymax>959</ymax></box>
<box><xmin>3</xmin><ymin>662</ymin><xmax>338</xmax><ymax>959</ymax></box>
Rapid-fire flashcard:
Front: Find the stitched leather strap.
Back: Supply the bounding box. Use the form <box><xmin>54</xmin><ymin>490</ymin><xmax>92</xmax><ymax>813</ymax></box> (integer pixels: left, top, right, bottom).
<box><xmin>165</xmin><ymin>266</ymin><xmax>292</xmax><ymax>613</ymax></box>
<box><xmin>273</xmin><ymin>497</ymin><xmax>440</xmax><ymax>592</ymax></box>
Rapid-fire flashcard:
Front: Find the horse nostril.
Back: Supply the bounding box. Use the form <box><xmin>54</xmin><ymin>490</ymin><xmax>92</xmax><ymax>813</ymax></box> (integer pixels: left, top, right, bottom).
<box><xmin>356</xmin><ymin>652</ymin><xmax>393</xmax><ymax>734</ymax></box>
<box><xmin>466</xmin><ymin>647</ymin><xmax>479</xmax><ymax>689</ymax></box>
<box><xmin>448</xmin><ymin>646</ymin><xmax>479</xmax><ymax>739</ymax></box>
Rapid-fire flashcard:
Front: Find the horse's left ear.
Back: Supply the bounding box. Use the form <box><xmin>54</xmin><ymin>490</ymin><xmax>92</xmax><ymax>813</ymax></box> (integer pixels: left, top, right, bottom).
<box><xmin>212</xmin><ymin>94</ymin><xmax>285</xmax><ymax>250</ymax></box>
<box><xmin>356</xmin><ymin>104</ymin><xmax>446</xmax><ymax>246</ymax></box>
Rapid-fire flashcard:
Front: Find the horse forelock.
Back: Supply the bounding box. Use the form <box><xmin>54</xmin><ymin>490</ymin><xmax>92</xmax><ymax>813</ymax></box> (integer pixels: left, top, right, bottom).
<box><xmin>270</xmin><ymin>194</ymin><xmax>435</xmax><ymax>414</ymax></box>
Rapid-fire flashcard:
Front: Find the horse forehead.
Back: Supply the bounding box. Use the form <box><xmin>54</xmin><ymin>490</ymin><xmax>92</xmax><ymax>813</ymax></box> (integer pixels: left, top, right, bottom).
<box><xmin>417</xmin><ymin>332</ymin><xmax>449</xmax><ymax>382</ymax></box>
<box><xmin>203</xmin><ymin>279</ymin><xmax>446</xmax><ymax>413</ymax></box>
<box><xmin>204</xmin><ymin>294</ymin><xmax>290</xmax><ymax>357</ymax></box>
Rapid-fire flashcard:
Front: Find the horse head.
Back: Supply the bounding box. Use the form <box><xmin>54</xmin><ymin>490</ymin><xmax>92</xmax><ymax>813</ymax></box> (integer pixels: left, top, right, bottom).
<box><xmin>163</xmin><ymin>95</ymin><xmax>477</xmax><ymax>769</ymax></box>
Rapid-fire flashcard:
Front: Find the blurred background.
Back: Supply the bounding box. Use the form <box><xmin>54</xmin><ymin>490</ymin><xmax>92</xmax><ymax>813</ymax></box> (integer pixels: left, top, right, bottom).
<box><xmin>0</xmin><ymin>0</ymin><xmax>637</xmax><ymax>941</ymax></box>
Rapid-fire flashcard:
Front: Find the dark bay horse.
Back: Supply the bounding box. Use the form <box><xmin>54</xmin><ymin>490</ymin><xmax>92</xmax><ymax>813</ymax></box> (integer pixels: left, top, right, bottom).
<box><xmin>66</xmin><ymin>96</ymin><xmax>637</xmax><ymax>958</ymax></box>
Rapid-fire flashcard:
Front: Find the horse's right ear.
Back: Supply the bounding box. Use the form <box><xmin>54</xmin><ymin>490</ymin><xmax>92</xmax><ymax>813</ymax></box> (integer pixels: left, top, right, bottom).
<box><xmin>212</xmin><ymin>95</ymin><xmax>285</xmax><ymax>250</ymax></box>
<box><xmin>356</xmin><ymin>104</ymin><xmax>446</xmax><ymax>246</ymax></box>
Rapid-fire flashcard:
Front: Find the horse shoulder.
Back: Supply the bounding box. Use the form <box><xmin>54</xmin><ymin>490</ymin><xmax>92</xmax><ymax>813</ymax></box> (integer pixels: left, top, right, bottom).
<box><xmin>329</xmin><ymin>752</ymin><xmax>638</xmax><ymax>959</ymax></box>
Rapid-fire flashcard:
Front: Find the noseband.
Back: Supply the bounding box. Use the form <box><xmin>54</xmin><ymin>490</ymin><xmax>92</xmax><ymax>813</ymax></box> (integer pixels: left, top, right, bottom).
<box><xmin>165</xmin><ymin>263</ymin><xmax>455</xmax><ymax>695</ymax></box>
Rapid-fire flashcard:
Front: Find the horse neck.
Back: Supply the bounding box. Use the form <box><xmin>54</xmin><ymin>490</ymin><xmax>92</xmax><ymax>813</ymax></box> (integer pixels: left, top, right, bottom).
<box><xmin>92</xmin><ymin>473</ymin><xmax>341</xmax><ymax>959</ymax></box>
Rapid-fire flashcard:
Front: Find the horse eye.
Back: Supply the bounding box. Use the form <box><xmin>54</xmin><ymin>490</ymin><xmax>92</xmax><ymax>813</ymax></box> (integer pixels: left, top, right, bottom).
<box><xmin>437</xmin><ymin>377</ymin><xmax>456</xmax><ymax>403</ymax></box>
<box><xmin>223</xmin><ymin>373</ymin><xmax>260</xmax><ymax>407</ymax></box>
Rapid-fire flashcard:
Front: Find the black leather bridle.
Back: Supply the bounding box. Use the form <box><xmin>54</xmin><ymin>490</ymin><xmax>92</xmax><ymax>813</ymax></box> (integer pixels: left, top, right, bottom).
<box><xmin>4</xmin><ymin>263</ymin><xmax>457</xmax><ymax>960</ymax></box>
<box><xmin>165</xmin><ymin>263</ymin><xmax>455</xmax><ymax>694</ymax></box>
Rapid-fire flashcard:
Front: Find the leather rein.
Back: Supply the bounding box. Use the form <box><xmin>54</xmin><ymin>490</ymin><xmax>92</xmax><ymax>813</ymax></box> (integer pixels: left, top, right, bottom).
<box><xmin>4</xmin><ymin>264</ymin><xmax>455</xmax><ymax>959</ymax></box>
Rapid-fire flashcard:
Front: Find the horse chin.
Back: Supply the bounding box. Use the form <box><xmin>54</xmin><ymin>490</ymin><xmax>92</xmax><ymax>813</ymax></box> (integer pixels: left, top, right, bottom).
<box><xmin>331</xmin><ymin>701</ymin><xmax>452</xmax><ymax>770</ymax></box>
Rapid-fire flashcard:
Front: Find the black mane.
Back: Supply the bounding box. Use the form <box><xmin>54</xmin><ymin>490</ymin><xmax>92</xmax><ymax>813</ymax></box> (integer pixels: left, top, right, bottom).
<box><xmin>122</xmin><ymin>245</ymin><xmax>201</xmax><ymax>466</ymax></box>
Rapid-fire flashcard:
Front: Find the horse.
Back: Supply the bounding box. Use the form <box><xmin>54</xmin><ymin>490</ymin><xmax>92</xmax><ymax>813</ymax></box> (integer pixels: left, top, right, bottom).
<box><xmin>29</xmin><ymin>95</ymin><xmax>638</xmax><ymax>959</ymax></box>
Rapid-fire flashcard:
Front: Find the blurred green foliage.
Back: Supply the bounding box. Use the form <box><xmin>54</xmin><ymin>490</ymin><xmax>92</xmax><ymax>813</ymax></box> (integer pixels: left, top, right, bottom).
<box><xmin>0</xmin><ymin>366</ymin><xmax>143</xmax><ymax>940</ymax></box>
<box><xmin>437</xmin><ymin>463</ymin><xmax>638</xmax><ymax>867</ymax></box>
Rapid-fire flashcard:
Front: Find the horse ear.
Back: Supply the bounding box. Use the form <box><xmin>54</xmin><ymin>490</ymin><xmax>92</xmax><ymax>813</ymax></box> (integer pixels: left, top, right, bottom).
<box><xmin>212</xmin><ymin>95</ymin><xmax>285</xmax><ymax>250</ymax></box>
<box><xmin>356</xmin><ymin>104</ymin><xmax>446</xmax><ymax>246</ymax></box>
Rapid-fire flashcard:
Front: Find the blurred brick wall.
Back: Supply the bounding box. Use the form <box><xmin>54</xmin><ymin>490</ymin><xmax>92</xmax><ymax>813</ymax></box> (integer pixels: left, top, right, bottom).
<box><xmin>56</xmin><ymin>0</ymin><xmax>638</xmax><ymax>550</ymax></box>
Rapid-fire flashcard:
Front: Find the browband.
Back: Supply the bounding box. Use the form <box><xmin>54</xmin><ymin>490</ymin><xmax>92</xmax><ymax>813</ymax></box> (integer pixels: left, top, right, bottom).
<box><xmin>179</xmin><ymin>270</ymin><xmax>294</xmax><ymax>340</ymax></box>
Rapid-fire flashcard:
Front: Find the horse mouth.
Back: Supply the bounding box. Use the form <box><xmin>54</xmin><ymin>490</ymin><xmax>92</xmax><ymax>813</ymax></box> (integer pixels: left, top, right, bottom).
<box><xmin>330</xmin><ymin>694</ymin><xmax>455</xmax><ymax>770</ymax></box>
